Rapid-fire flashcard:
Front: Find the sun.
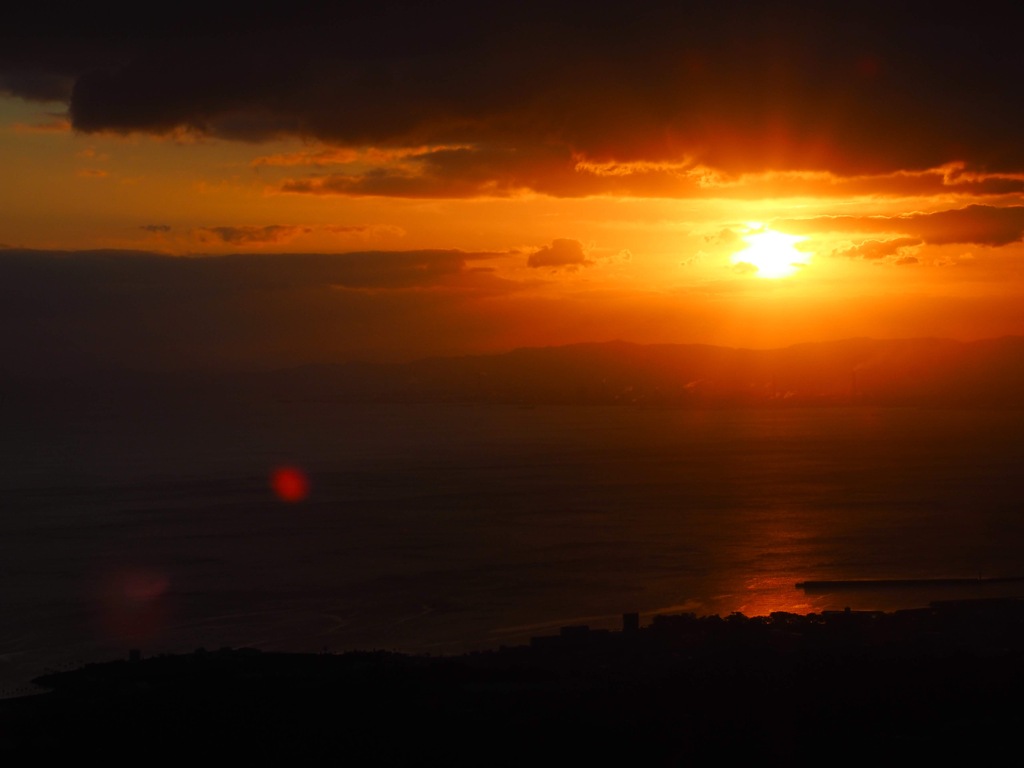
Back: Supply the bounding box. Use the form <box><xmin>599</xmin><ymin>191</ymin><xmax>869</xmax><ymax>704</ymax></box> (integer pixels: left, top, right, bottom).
<box><xmin>732</xmin><ymin>228</ymin><xmax>809</xmax><ymax>279</ymax></box>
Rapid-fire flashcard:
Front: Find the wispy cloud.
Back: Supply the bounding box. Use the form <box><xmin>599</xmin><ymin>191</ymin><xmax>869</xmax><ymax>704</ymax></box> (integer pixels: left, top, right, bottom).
<box><xmin>193</xmin><ymin>225</ymin><xmax>312</xmax><ymax>246</ymax></box>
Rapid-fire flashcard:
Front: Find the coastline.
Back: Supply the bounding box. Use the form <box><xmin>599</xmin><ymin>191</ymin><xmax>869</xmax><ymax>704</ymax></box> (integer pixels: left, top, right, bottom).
<box><xmin>6</xmin><ymin>598</ymin><xmax>1024</xmax><ymax>760</ymax></box>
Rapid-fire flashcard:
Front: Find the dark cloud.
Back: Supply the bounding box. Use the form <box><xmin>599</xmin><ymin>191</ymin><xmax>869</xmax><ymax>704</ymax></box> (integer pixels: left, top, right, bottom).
<box><xmin>0</xmin><ymin>247</ymin><xmax>511</xmax><ymax>374</ymax></box>
<box><xmin>140</xmin><ymin>224</ymin><xmax>172</xmax><ymax>233</ymax></box>
<box><xmin>4</xmin><ymin>3</ymin><xmax>1024</xmax><ymax>178</ymax></box>
<box><xmin>527</xmin><ymin>239</ymin><xmax>590</xmax><ymax>270</ymax></box>
<box><xmin>907</xmin><ymin>206</ymin><xmax>1024</xmax><ymax>247</ymax></box>
<box><xmin>0</xmin><ymin>70</ymin><xmax>73</xmax><ymax>102</ymax></box>
<box><xmin>779</xmin><ymin>206</ymin><xmax>1024</xmax><ymax>247</ymax></box>
<box><xmin>0</xmin><ymin>248</ymin><xmax>477</xmax><ymax>292</ymax></box>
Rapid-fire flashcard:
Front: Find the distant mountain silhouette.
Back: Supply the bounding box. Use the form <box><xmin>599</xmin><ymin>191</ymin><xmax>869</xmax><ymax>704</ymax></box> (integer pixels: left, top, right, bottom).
<box><xmin>263</xmin><ymin>337</ymin><xmax>1024</xmax><ymax>407</ymax></box>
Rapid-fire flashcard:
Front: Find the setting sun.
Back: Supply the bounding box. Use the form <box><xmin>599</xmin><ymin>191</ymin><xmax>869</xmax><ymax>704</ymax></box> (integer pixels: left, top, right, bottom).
<box><xmin>732</xmin><ymin>229</ymin><xmax>809</xmax><ymax>279</ymax></box>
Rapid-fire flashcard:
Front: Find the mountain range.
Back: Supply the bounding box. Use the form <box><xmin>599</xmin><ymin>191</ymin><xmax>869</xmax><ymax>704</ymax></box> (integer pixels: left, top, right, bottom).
<box><xmin>261</xmin><ymin>336</ymin><xmax>1024</xmax><ymax>407</ymax></box>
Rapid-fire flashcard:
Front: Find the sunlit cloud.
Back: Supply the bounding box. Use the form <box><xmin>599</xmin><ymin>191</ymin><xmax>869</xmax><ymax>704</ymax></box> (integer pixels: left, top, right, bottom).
<box><xmin>12</xmin><ymin>115</ymin><xmax>70</xmax><ymax>133</ymax></box>
<box><xmin>832</xmin><ymin>238</ymin><xmax>922</xmax><ymax>261</ymax></box>
<box><xmin>251</xmin><ymin>147</ymin><xmax>361</xmax><ymax>167</ymax></box>
<box><xmin>777</xmin><ymin>206</ymin><xmax>1024</xmax><ymax>247</ymax></box>
<box><xmin>527</xmin><ymin>239</ymin><xmax>591</xmax><ymax>271</ymax></box>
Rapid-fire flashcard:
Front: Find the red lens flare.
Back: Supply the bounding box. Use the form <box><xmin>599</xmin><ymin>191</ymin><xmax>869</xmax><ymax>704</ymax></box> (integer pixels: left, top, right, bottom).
<box><xmin>271</xmin><ymin>465</ymin><xmax>310</xmax><ymax>502</ymax></box>
<box><xmin>95</xmin><ymin>568</ymin><xmax>170</xmax><ymax>644</ymax></box>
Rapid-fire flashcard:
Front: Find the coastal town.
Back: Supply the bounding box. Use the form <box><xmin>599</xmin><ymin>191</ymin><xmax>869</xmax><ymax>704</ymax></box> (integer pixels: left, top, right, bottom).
<box><xmin>5</xmin><ymin>598</ymin><xmax>1024</xmax><ymax>761</ymax></box>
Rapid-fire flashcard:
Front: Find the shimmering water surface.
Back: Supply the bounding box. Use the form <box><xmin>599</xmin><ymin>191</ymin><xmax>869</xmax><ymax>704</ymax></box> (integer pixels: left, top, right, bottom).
<box><xmin>3</xmin><ymin>402</ymin><xmax>1024</xmax><ymax>695</ymax></box>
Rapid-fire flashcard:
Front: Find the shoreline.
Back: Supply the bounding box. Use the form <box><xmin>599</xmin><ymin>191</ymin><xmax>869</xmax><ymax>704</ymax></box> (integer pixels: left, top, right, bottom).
<box><xmin>7</xmin><ymin>597</ymin><xmax>1024</xmax><ymax>760</ymax></box>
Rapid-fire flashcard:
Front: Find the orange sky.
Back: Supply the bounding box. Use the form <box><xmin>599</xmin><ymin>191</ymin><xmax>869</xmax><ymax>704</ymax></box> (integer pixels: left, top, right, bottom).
<box><xmin>2</xmin><ymin>3</ymin><xmax>1024</xmax><ymax>373</ymax></box>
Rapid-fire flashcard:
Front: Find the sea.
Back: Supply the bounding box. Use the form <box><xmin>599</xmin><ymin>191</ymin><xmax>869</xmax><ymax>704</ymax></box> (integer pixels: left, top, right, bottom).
<box><xmin>3</xmin><ymin>399</ymin><xmax>1024</xmax><ymax>696</ymax></box>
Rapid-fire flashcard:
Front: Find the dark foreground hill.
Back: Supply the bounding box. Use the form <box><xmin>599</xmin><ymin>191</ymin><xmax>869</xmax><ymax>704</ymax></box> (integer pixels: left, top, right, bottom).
<box><xmin>5</xmin><ymin>599</ymin><xmax>1024</xmax><ymax>763</ymax></box>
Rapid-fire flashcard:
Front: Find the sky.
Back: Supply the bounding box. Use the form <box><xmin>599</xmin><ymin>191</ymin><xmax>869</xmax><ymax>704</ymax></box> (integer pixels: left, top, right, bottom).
<box><xmin>3</xmin><ymin>1</ymin><xmax>1024</xmax><ymax>374</ymax></box>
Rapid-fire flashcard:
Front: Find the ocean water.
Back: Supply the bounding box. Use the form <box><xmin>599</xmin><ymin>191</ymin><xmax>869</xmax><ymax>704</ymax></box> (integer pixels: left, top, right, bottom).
<box><xmin>3</xmin><ymin>400</ymin><xmax>1024</xmax><ymax>695</ymax></box>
